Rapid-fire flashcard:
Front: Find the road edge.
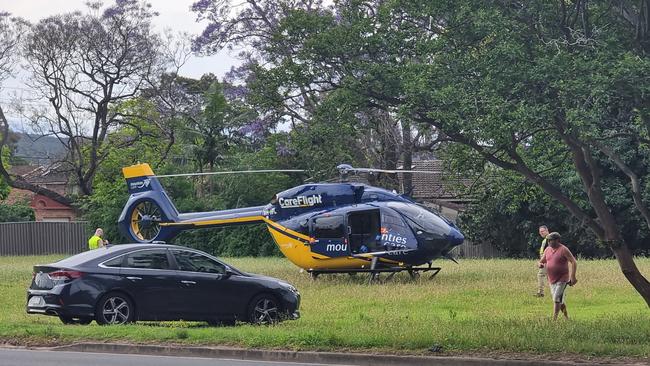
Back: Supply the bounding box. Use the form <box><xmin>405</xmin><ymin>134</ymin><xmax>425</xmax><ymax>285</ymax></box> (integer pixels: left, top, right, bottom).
<box><xmin>51</xmin><ymin>343</ymin><xmax>645</xmax><ymax>366</ymax></box>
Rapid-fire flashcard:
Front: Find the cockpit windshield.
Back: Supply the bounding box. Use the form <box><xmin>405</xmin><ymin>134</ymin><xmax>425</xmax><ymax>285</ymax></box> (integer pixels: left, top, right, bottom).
<box><xmin>386</xmin><ymin>202</ymin><xmax>451</xmax><ymax>235</ymax></box>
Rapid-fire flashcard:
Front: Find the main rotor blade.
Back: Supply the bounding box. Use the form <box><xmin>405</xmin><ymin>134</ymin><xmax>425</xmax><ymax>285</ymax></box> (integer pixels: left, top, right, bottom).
<box><xmin>156</xmin><ymin>169</ymin><xmax>305</xmax><ymax>178</ymax></box>
<box><xmin>350</xmin><ymin>168</ymin><xmax>441</xmax><ymax>174</ymax></box>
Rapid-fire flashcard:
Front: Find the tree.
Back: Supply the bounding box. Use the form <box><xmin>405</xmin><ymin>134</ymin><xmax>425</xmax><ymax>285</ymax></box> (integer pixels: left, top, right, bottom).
<box><xmin>192</xmin><ymin>0</ymin><xmax>431</xmax><ymax>182</ymax></box>
<box><xmin>2</xmin><ymin>0</ymin><xmax>167</xmax><ymax>203</ymax></box>
<box><xmin>249</xmin><ymin>1</ymin><xmax>650</xmax><ymax>305</ymax></box>
<box><xmin>78</xmin><ymin>97</ymin><xmax>179</xmax><ymax>242</ymax></box>
<box><xmin>0</xmin><ymin>12</ymin><xmax>38</xmax><ymax>201</ymax></box>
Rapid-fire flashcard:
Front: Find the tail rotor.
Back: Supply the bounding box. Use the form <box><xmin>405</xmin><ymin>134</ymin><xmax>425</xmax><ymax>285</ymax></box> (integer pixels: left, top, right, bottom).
<box><xmin>129</xmin><ymin>200</ymin><xmax>164</xmax><ymax>241</ymax></box>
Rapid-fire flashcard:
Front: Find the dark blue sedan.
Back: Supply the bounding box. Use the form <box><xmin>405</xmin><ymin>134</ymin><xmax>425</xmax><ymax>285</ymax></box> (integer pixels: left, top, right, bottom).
<box><xmin>26</xmin><ymin>244</ymin><xmax>300</xmax><ymax>325</ymax></box>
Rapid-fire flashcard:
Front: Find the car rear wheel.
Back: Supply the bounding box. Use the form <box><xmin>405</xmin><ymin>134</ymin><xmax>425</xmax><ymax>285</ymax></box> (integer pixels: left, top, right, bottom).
<box><xmin>59</xmin><ymin>315</ymin><xmax>92</xmax><ymax>325</ymax></box>
<box><xmin>248</xmin><ymin>294</ymin><xmax>281</xmax><ymax>325</ymax></box>
<box><xmin>95</xmin><ymin>292</ymin><xmax>135</xmax><ymax>325</ymax></box>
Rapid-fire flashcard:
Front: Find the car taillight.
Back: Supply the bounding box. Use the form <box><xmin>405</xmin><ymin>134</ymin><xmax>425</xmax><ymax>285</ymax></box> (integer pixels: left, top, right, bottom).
<box><xmin>48</xmin><ymin>270</ymin><xmax>84</xmax><ymax>281</ymax></box>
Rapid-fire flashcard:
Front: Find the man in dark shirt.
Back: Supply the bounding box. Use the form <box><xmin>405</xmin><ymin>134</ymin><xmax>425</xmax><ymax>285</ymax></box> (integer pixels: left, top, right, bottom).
<box><xmin>538</xmin><ymin>232</ymin><xmax>578</xmax><ymax>320</ymax></box>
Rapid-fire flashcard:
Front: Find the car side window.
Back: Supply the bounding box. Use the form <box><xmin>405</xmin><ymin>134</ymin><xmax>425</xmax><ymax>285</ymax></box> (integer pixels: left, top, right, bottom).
<box><xmin>172</xmin><ymin>250</ymin><xmax>225</xmax><ymax>274</ymax></box>
<box><xmin>123</xmin><ymin>250</ymin><xmax>170</xmax><ymax>270</ymax></box>
<box><xmin>102</xmin><ymin>256</ymin><xmax>124</xmax><ymax>267</ymax></box>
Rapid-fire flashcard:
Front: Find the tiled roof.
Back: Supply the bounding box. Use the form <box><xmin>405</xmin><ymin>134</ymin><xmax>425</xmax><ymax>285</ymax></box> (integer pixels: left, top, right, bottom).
<box><xmin>405</xmin><ymin>160</ymin><xmax>473</xmax><ymax>199</ymax></box>
<box><xmin>336</xmin><ymin>160</ymin><xmax>474</xmax><ymax>200</ymax></box>
<box><xmin>9</xmin><ymin>165</ymin><xmax>39</xmax><ymax>176</ymax></box>
<box><xmin>9</xmin><ymin>163</ymin><xmax>69</xmax><ymax>184</ymax></box>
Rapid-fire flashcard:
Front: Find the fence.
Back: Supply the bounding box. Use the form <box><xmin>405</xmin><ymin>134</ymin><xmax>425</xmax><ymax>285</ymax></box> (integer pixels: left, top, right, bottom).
<box><xmin>0</xmin><ymin>222</ymin><xmax>88</xmax><ymax>256</ymax></box>
<box><xmin>450</xmin><ymin>240</ymin><xmax>503</xmax><ymax>259</ymax></box>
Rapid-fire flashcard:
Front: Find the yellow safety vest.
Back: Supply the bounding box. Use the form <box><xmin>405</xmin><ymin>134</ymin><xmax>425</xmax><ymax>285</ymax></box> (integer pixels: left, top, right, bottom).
<box><xmin>539</xmin><ymin>238</ymin><xmax>547</xmax><ymax>258</ymax></box>
<box><xmin>88</xmin><ymin>235</ymin><xmax>102</xmax><ymax>250</ymax></box>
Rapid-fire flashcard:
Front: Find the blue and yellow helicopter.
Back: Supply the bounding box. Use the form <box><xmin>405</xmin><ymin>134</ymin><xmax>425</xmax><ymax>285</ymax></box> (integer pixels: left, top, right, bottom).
<box><xmin>117</xmin><ymin>163</ymin><xmax>464</xmax><ymax>280</ymax></box>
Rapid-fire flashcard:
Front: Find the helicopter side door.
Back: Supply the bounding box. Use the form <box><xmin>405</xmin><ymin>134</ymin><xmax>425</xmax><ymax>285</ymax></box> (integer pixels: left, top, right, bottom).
<box><xmin>309</xmin><ymin>215</ymin><xmax>349</xmax><ymax>258</ymax></box>
<box><xmin>347</xmin><ymin>209</ymin><xmax>381</xmax><ymax>254</ymax></box>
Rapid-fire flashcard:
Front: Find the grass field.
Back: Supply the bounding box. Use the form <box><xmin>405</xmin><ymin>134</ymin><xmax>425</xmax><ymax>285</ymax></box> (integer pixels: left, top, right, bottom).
<box><xmin>1</xmin><ymin>255</ymin><xmax>649</xmax><ymax>360</ymax></box>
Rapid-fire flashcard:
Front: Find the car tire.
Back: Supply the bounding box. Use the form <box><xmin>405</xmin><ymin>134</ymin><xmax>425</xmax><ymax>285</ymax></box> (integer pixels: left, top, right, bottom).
<box><xmin>95</xmin><ymin>292</ymin><xmax>135</xmax><ymax>325</ymax></box>
<box><xmin>59</xmin><ymin>315</ymin><xmax>93</xmax><ymax>325</ymax></box>
<box><xmin>248</xmin><ymin>294</ymin><xmax>281</xmax><ymax>325</ymax></box>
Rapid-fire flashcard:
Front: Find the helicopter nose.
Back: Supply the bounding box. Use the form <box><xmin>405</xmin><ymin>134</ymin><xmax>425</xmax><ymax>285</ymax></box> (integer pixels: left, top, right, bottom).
<box><xmin>447</xmin><ymin>227</ymin><xmax>464</xmax><ymax>246</ymax></box>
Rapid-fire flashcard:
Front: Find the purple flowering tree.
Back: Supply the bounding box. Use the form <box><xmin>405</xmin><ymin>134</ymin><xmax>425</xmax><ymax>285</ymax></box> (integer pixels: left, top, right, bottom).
<box><xmin>192</xmin><ymin>1</ymin><xmax>328</xmax><ymax>131</ymax></box>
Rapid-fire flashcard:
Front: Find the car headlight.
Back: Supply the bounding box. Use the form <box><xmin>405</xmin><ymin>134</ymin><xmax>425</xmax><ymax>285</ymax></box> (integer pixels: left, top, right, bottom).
<box><xmin>282</xmin><ymin>283</ymin><xmax>299</xmax><ymax>294</ymax></box>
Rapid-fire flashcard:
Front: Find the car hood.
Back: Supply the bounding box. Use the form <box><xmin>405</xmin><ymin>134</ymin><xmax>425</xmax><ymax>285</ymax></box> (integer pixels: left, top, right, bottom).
<box><xmin>244</xmin><ymin>273</ymin><xmax>292</xmax><ymax>287</ymax></box>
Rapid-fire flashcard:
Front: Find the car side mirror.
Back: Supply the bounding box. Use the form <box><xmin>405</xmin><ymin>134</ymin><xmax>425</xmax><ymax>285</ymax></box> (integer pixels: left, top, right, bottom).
<box><xmin>223</xmin><ymin>268</ymin><xmax>235</xmax><ymax>279</ymax></box>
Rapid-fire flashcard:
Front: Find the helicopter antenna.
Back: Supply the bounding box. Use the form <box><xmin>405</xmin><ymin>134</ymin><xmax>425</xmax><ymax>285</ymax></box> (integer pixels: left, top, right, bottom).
<box><xmin>156</xmin><ymin>169</ymin><xmax>305</xmax><ymax>178</ymax></box>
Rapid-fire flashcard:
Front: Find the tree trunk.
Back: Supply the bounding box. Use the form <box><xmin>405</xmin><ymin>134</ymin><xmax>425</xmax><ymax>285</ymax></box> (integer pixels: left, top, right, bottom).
<box><xmin>401</xmin><ymin>120</ymin><xmax>413</xmax><ymax>195</ymax></box>
<box><xmin>610</xmin><ymin>240</ymin><xmax>650</xmax><ymax>307</ymax></box>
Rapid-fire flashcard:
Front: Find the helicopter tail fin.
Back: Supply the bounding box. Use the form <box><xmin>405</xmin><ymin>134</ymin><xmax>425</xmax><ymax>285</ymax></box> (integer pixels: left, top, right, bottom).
<box><xmin>123</xmin><ymin>163</ymin><xmax>159</xmax><ymax>194</ymax></box>
<box><xmin>118</xmin><ymin>163</ymin><xmax>181</xmax><ymax>243</ymax></box>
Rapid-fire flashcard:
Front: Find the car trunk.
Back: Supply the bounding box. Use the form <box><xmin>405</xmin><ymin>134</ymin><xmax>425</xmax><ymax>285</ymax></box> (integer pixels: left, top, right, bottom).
<box><xmin>31</xmin><ymin>265</ymin><xmax>81</xmax><ymax>290</ymax></box>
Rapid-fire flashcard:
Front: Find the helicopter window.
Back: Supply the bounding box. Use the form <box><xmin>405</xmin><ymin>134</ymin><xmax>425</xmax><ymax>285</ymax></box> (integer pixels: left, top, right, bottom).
<box><xmin>387</xmin><ymin>202</ymin><xmax>450</xmax><ymax>234</ymax></box>
<box><xmin>382</xmin><ymin>211</ymin><xmax>406</xmax><ymax>227</ymax></box>
<box><xmin>312</xmin><ymin>215</ymin><xmax>345</xmax><ymax>238</ymax></box>
<box><xmin>417</xmin><ymin>204</ymin><xmax>453</xmax><ymax>225</ymax></box>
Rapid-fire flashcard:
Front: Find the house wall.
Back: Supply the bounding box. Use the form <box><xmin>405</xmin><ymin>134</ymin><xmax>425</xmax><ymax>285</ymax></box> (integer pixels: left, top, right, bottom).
<box><xmin>30</xmin><ymin>194</ymin><xmax>77</xmax><ymax>222</ymax></box>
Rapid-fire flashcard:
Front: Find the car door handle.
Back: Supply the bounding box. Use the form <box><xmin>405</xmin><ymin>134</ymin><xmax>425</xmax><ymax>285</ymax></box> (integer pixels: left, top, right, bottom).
<box><xmin>126</xmin><ymin>276</ymin><xmax>142</xmax><ymax>281</ymax></box>
<box><xmin>181</xmin><ymin>280</ymin><xmax>196</xmax><ymax>285</ymax></box>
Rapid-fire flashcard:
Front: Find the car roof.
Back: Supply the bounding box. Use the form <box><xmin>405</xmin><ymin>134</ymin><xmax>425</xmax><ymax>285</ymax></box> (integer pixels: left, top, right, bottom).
<box><xmin>50</xmin><ymin>243</ymin><xmax>200</xmax><ymax>267</ymax></box>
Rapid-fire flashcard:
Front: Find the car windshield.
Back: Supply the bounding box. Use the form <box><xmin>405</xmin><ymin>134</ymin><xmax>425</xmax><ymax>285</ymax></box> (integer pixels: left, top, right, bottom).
<box><xmin>387</xmin><ymin>202</ymin><xmax>450</xmax><ymax>234</ymax></box>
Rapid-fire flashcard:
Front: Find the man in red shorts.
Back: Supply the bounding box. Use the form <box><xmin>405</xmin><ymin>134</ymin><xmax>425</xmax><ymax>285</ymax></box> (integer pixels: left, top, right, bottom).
<box><xmin>538</xmin><ymin>232</ymin><xmax>578</xmax><ymax>320</ymax></box>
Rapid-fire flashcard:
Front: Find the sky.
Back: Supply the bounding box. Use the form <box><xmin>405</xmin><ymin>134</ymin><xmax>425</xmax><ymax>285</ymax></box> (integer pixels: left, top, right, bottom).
<box><xmin>0</xmin><ymin>0</ymin><xmax>241</xmax><ymax>129</ymax></box>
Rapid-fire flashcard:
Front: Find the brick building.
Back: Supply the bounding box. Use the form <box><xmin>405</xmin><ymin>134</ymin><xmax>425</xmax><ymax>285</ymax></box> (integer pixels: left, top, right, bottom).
<box><xmin>4</xmin><ymin>164</ymin><xmax>78</xmax><ymax>222</ymax></box>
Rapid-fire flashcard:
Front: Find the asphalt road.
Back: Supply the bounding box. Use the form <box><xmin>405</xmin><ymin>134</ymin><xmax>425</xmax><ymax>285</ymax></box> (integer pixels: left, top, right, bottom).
<box><xmin>0</xmin><ymin>348</ymin><xmax>355</xmax><ymax>366</ymax></box>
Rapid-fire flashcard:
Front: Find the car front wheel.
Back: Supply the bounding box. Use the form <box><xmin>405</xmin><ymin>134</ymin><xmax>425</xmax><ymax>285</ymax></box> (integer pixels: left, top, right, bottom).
<box><xmin>248</xmin><ymin>294</ymin><xmax>281</xmax><ymax>325</ymax></box>
<box><xmin>95</xmin><ymin>292</ymin><xmax>135</xmax><ymax>325</ymax></box>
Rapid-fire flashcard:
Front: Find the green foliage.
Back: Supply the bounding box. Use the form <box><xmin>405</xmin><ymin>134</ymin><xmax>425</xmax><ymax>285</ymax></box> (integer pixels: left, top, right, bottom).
<box><xmin>171</xmin><ymin>142</ymin><xmax>303</xmax><ymax>256</ymax></box>
<box><xmin>79</xmin><ymin>2</ymin><xmax>650</xmax><ymax>264</ymax></box>
<box><xmin>258</xmin><ymin>1</ymin><xmax>650</xmax><ymax>260</ymax></box>
<box><xmin>458</xmin><ymin>169</ymin><xmax>608</xmax><ymax>258</ymax></box>
<box><xmin>0</xmin><ymin>203</ymin><xmax>34</xmax><ymax>222</ymax></box>
<box><xmin>78</xmin><ymin>98</ymin><xmax>178</xmax><ymax>243</ymax></box>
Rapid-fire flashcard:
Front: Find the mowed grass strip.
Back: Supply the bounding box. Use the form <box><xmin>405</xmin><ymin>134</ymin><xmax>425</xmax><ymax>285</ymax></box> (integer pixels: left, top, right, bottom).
<box><xmin>0</xmin><ymin>255</ymin><xmax>648</xmax><ymax>358</ymax></box>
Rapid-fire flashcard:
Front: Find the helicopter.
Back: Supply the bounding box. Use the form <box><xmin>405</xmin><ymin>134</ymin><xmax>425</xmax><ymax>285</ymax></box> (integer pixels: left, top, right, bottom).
<box><xmin>117</xmin><ymin>163</ymin><xmax>465</xmax><ymax>282</ymax></box>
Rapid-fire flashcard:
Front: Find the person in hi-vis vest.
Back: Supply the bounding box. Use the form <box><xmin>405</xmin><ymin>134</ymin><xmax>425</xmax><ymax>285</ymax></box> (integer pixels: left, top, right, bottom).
<box><xmin>88</xmin><ymin>228</ymin><xmax>109</xmax><ymax>250</ymax></box>
<box><xmin>535</xmin><ymin>225</ymin><xmax>549</xmax><ymax>297</ymax></box>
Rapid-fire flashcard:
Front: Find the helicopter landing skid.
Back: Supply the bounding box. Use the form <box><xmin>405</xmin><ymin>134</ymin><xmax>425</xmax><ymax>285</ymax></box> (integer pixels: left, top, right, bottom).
<box><xmin>307</xmin><ymin>266</ymin><xmax>442</xmax><ymax>283</ymax></box>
